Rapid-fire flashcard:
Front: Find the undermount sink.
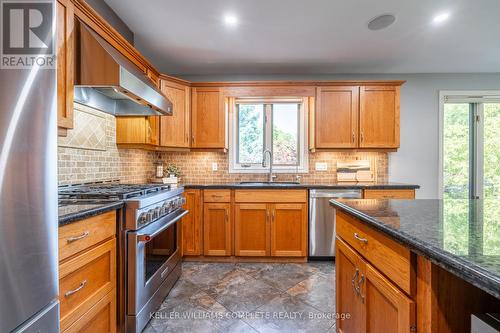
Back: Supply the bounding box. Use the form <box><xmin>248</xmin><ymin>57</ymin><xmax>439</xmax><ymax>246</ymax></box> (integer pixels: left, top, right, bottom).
<box><xmin>238</xmin><ymin>181</ymin><xmax>301</xmax><ymax>185</ymax></box>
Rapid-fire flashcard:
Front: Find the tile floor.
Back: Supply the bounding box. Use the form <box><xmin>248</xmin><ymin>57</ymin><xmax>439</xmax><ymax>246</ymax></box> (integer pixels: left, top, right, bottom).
<box><xmin>143</xmin><ymin>261</ymin><xmax>336</xmax><ymax>333</ymax></box>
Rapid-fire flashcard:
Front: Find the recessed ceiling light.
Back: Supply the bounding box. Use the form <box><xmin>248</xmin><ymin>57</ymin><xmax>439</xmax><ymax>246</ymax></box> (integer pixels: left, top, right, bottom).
<box><xmin>367</xmin><ymin>14</ymin><xmax>396</xmax><ymax>31</ymax></box>
<box><xmin>433</xmin><ymin>12</ymin><xmax>450</xmax><ymax>24</ymax></box>
<box><xmin>223</xmin><ymin>13</ymin><xmax>238</xmax><ymax>27</ymax></box>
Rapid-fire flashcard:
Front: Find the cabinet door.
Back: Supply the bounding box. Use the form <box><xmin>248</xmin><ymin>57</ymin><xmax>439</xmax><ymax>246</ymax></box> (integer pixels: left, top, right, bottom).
<box><xmin>203</xmin><ymin>203</ymin><xmax>231</xmax><ymax>256</ymax></box>
<box><xmin>270</xmin><ymin>204</ymin><xmax>307</xmax><ymax>257</ymax></box>
<box><xmin>191</xmin><ymin>87</ymin><xmax>225</xmax><ymax>148</ymax></box>
<box><xmin>359</xmin><ymin>86</ymin><xmax>400</xmax><ymax>148</ymax></box>
<box><xmin>315</xmin><ymin>86</ymin><xmax>359</xmax><ymax>148</ymax></box>
<box><xmin>116</xmin><ymin>117</ymin><xmax>146</xmax><ymax>144</ymax></box>
<box><xmin>146</xmin><ymin>117</ymin><xmax>160</xmax><ymax>145</ymax></box>
<box><xmin>362</xmin><ymin>261</ymin><xmax>416</xmax><ymax>333</ymax></box>
<box><xmin>116</xmin><ymin>117</ymin><xmax>159</xmax><ymax>145</ymax></box>
<box><xmin>160</xmin><ymin>80</ymin><xmax>190</xmax><ymax>147</ymax></box>
<box><xmin>336</xmin><ymin>238</ymin><xmax>364</xmax><ymax>333</ymax></box>
<box><xmin>56</xmin><ymin>0</ymin><xmax>75</xmax><ymax>130</ymax></box>
<box><xmin>234</xmin><ymin>204</ymin><xmax>270</xmax><ymax>256</ymax></box>
<box><xmin>181</xmin><ymin>190</ymin><xmax>202</xmax><ymax>256</ymax></box>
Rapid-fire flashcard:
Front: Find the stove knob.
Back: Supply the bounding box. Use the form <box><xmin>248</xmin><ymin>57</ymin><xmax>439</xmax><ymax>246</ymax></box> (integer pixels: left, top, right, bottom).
<box><xmin>161</xmin><ymin>203</ymin><xmax>168</xmax><ymax>215</ymax></box>
<box><xmin>138</xmin><ymin>213</ymin><xmax>147</xmax><ymax>225</ymax></box>
<box><xmin>155</xmin><ymin>206</ymin><xmax>162</xmax><ymax>217</ymax></box>
<box><xmin>168</xmin><ymin>200</ymin><xmax>174</xmax><ymax>212</ymax></box>
<box><xmin>146</xmin><ymin>210</ymin><xmax>154</xmax><ymax>222</ymax></box>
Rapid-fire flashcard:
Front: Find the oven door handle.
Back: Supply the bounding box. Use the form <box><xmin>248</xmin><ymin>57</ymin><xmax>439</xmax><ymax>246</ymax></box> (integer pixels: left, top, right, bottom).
<box><xmin>137</xmin><ymin>210</ymin><xmax>188</xmax><ymax>242</ymax></box>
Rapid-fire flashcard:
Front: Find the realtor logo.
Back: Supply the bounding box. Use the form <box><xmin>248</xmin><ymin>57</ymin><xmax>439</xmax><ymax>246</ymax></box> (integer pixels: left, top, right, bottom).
<box><xmin>1</xmin><ymin>0</ymin><xmax>55</xmax><ymax>68</ymax></box>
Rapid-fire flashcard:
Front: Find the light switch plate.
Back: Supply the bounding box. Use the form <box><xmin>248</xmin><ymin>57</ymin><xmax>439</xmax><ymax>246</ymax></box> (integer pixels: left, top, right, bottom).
<box><xmin>212</xmin><ymin>162</ymin><xmax>218</xmax><ymax>171</ymax></box>
<box><xmin>315</xmin><ymin>162</ymin><xmax>328</xmax><ymax>171</ymax></box>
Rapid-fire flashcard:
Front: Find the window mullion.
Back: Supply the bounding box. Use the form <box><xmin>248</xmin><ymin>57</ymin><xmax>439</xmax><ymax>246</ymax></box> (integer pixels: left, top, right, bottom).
<box><xmin>264</xmin><ymin>104</ymin><xmax>272</xmax><ymax>151</ymax></box>
<box><xmin>475</xmin><ymin>103</ymin><xmax>485</xmax><ymax>199</ymax></box>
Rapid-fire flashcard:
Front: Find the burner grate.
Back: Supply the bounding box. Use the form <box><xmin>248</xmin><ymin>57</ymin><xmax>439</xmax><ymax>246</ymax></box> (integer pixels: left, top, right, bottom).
<box><xmin>58</xmin><ymin>183</ymin><xmax>171</xmax><ymax>200</ymax></box>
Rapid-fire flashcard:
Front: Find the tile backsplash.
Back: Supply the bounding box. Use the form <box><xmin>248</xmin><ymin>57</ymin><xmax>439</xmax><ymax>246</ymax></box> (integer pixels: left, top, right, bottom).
<box><xmin>58</xmin><ymin>104</ymin><xmax>388</xmax><ymax>185</ymax></box>
<box><xmin>160</xmin><ymin>151</ymin><xmax>388</xmax><ymax>184</ymax></box>
<box><xmin>57</xmin><ymin>104</ymin><xmax>156</xmax><ymax>185</ymax></box>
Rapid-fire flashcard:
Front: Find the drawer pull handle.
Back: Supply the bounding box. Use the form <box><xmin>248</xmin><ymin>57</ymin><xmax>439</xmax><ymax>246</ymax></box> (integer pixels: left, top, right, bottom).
<box><xmin>64</xmin><ymin>280</ymin><xmax>87</xmax><ymax>297</ymax></box>
<box><xmin>354</xmin><ymin>233</ymin><xmax>368</xmax><ymax>244</ymax></box>
<box><xmin>66</xmin><ymin>231</ymin><xmax>90</xmax><ymax>243</ymax></box>
<box><xmin>351</xmin><ymin>268</ymin><xmax>359</xmax><ymax>294</ymax></box>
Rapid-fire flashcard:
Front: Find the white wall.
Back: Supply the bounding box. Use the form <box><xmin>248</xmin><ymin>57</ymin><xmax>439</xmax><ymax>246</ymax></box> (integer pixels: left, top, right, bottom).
<box><xmin>180</xmin><ymin>73</ymin><xmax>500</xmax><ymax>198</ymax></box>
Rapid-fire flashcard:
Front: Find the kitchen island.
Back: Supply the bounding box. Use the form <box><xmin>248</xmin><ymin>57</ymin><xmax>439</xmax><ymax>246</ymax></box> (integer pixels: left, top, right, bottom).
<box><xmin>330</xmin><ymin>198</ymin><xmax>499</xmax><ymax>333</ymax></box>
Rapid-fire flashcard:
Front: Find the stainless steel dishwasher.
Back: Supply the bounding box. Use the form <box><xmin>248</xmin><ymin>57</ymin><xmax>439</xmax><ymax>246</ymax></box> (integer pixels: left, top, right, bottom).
<box><xmin>309</xmin><ymin>189</ymin><xmax>362</xmax><ymax>259</ymax></box>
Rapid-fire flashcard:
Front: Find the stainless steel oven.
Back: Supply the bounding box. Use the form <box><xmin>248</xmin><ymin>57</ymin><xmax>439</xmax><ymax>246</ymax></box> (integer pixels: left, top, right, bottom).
<box><xmin>127</xmin><ymin>208</ymin><xmax>187</xmax><ymax>333</ymax></box>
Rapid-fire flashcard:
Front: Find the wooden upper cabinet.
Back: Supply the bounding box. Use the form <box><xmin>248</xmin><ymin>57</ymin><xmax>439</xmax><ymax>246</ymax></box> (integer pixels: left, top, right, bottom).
<box><xmin>56</xmin><ymin>0</ymin><xmax>75</xmax><ymax>131</ymax></box>
<box><xmin>234</xmin><ymin>204</ymin><xmax>270</xmax><ymax>257</ymax></box>
<box><xmin>116</xmin><ymin>116</ymin><xmax>159</xmax><ymax>146</ymax></box>
<box><xmin>315</xmin><ymin>86</ymin><xmax>359</xmax><ymax>148</ymax></box>
<box><xmin>159</xmin><ymin>79</ymin><xmax>190</xmax><ymax>148</ymax></box>
<box><xmin>203</xmin><ymin>203</ymin><xmax>232</xmax><ymax>256</ymax></box>
<box><xmin>181</xmin><ymin>189</ymin><xmax>202</xmax><ymax>256</ymax></box>
<box><xmin>270</xmin><ymin>203</ymin><xmax>307</xmax><ymax>257</ymax></box>
<box><xmin>146</xmin><ymin>68</ymin><xmax>160</xmax><ymax>88</ymax></box>
<box><xmin>359</xmin><ymin>86</ymin><xmax>400</xmax><ymax>148</ymax></box>
<box><xmin>191</xmin><ymin>87</ymin><xmax>226</xmax><ymax>148</ymax></box>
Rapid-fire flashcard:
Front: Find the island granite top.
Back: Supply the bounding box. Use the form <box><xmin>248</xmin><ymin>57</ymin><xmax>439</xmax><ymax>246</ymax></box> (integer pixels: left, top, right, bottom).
<box><xmin>59</xmin><ymin>201</ymin><xmax>123</xmax><ymax>226</ymax></box>
<box><xmin>330</xmin><ymin>198</ymin><xmax>500</xmax><ymax>299</ymax></box>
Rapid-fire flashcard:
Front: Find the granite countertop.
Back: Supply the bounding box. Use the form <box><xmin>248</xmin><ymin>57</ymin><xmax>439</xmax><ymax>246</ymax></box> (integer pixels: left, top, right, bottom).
<box><xmin>183</xmin><ymin>181</ymin><xmax>420</xmax><ymax>190</ymax></box>
<box><xmin>59</xmin><ymin>201</ymin><xmax>124</xmax><ymax>226</ymax></box>
<box><xmin>330</xmin><ymin>198</ymin><xmax>500</xmax><ymax>299</ymax></box>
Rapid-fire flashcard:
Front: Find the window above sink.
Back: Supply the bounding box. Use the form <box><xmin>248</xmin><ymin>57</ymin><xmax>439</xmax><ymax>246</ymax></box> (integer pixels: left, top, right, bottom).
<box><xmin>229</xmin><ymin>97</ymin><xmax>309</xmax><ymax>173</ymax></box>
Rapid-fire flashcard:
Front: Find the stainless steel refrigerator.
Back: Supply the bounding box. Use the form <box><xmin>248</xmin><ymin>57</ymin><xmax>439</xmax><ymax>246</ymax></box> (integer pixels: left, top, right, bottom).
<box><xmin>0</xmin><ymin>0</ymin><xmax>59</xmax><ymax>331</ymax></box>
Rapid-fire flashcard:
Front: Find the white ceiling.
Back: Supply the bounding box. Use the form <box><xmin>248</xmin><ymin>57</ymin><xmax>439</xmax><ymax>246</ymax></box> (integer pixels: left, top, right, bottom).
<box><xmin>104</xmin><ymin>0</ymin><xmax>500</xmax><ymax>75</ymax></box>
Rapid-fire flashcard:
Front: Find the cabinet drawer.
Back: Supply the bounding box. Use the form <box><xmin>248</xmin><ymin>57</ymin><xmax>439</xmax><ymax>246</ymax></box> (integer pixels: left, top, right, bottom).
<box><xmin>204</xmin><ymin>189</ymin><xmax>231</xmax><ymax>202</ymax></box>
<box><xmin>62</xmin><ymin>289</ymin><xmax>116</xmax><ymax>333</ymax></box>
<box><xmin>59</xmin><ymin>211</ymin><xmax>116</xmax><ymax>262</ymax></box>
<box><xmin>59</xmin><ymin>238</ymin><xmax>116</xmax><ymax>331</ymax></box>
<box><xmin>336</xmin><ymin>210</ymin><xmax>414</xmax><ymax>295</ymax></box>
<box><xmin>363</xmin><ymin>189</ymin><xmax>415</xmax><ymax>199</ymax></box>
<box><xmin>235</xmin><ymin>190</ymin><xmax>307</xmax><ymax>203</ymax></box>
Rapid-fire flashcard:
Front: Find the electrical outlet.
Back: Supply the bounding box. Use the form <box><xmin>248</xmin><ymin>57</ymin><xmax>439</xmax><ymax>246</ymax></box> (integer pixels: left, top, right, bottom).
<box><xmin>315</xmin><ymin>162</ymin><xmax>328</xmax><ymax>171</ymax></box>
<box><xmin>212</xmin><ymin>162</ymin><xmax>218</xmax><ymax>171</ymax></box>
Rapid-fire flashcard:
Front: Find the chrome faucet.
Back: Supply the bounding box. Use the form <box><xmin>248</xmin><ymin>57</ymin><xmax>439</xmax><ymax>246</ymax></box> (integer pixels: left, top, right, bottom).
<box><xmin>262</xmin><ymin>149</ymin><xmax>275</xmax><ymax>182</ymax></box>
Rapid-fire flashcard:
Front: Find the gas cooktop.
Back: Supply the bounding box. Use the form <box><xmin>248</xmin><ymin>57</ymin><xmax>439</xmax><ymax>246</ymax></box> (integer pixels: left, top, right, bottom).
<box><xmin>58</xmin><ymin>182</ymin><xmax>171</xmax><ymax>200</ymax></box>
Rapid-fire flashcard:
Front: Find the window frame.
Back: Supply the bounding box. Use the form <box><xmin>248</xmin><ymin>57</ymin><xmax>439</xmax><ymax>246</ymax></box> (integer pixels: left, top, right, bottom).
<box><xmin>438</xmin><ymin>90</ymin><xmax>500</xmax><ymax>199</ymax></box>
<box><xmin>229</xmin><ymin>97</ymin><xmax>309</xmax><ymax>173</ymax></box>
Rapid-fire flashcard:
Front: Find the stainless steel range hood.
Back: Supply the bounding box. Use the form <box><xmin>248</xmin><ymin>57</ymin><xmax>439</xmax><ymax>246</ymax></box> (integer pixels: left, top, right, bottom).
<box><xmin>74</xmin><ymin>21</ymin><xmax>172</xmax><ymax>116</ymax></box>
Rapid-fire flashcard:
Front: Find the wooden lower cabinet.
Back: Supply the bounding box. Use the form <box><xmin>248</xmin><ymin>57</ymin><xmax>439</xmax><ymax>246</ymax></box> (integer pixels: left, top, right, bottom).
<box><xmin>336</xmin><ymin>237</ymin><xmax>416</xmax><ymax>333</ymax></box>
<box><xmin>336</xmin><ymin>237</ymin><xmax>364</xmax><ymax>333</ymax></box>
<box><xmin>203</xmin><ymin>203</ymin><xmax>232</xmax><ymax>256</ymax></box>
<box><xmin>63</xmin><ymin>290</ymin><xmax>116</xmax><ymax>333</ymax></box>
<box><xmin>181</xmin><ymin>189</ymin><xmax>202</xmax><ymax>256</ymax></box>
<box><xmin>271</xmin><ymin>204</ymin><xmax>307</xmax><ymax>257</ymax></box>
<box><xmin>58</xmin><ymin>211</ymin><xmax>117</xmax><ymax>333</ymax></box>
<box><xmin>234</xmin><ymin>204</ymin><xmax>270</xmax><ymax>256</ymax></box>
<box><xmin>233</xmin><ymin>202</ymin><xmax>307</xmax><ymax>258</ymax></box>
